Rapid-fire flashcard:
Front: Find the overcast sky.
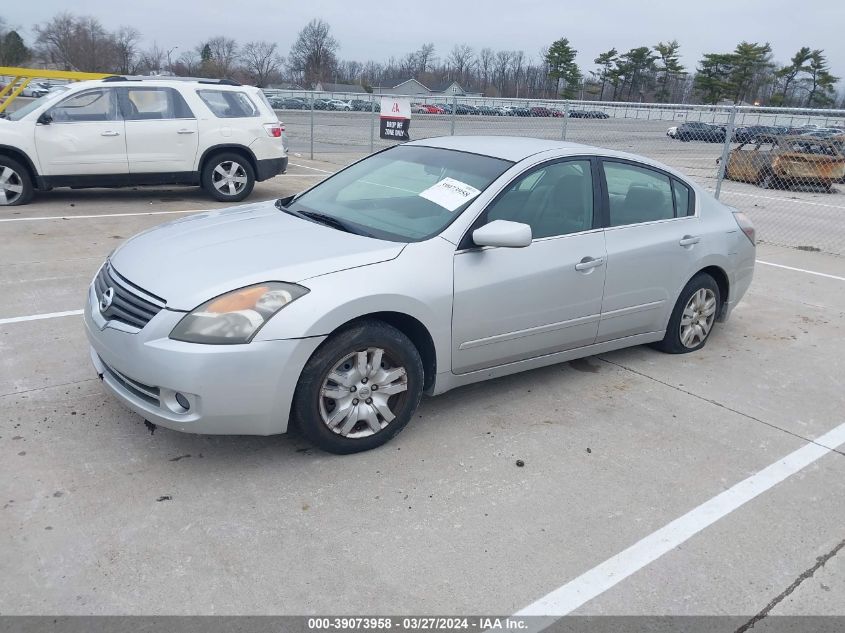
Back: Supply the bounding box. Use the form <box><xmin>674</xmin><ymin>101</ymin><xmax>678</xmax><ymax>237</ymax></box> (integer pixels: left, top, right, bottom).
<box><xmin>4</xmin><ymin>0</ymin><xmax>844</xmax><ymax>78</ymax></box>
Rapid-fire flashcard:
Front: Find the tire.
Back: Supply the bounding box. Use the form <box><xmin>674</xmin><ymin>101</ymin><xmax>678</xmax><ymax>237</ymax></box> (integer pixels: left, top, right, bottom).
<box><xmin>0</xmin><ymin>156</ymin><xmax>34</xmax><ymax>207</ymax></box>
<box><xmin>201</xmin><ymin>152</ymin><xmax>255</xmax><ymax>202</ymax></box>
<box><xmin>652</xmin><ymin>273</ymin><xmax>721</xmax><ymax>354</ymax></box>
<box><xmin>292</xmin><ymin>320</ymin><xmax>424</xmax><ymax>454</ymax></box>
<box><xmin>757</xmin><ymin>170</ymin><xmax>778</xmax><ymax>190</ymax></box>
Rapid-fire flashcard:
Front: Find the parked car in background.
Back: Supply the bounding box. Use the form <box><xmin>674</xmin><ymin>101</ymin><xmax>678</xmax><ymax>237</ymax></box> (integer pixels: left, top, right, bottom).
<box><xmin>667</xmin><ymin>126</ymin><xmax>679</xmax><ymax>139</ymax></box>
<box><xmin>507</xmin><ymin>107</ymin><xmax>532</xmax><ymax>117</ymax></box>
<box><xmin>272</xmin><ymin>97</ymin><xmax>309</xmax><ymax>110</ymax></box>
<box><xmin>675</xmin><ymin>122</ymin><xmax>727</xmax><ymax>142</ymax></box>
<box><xmin>530</xmin><ymin>106</ymin><xmax>554</xmax><ymax>117</ymax></box>
<box><xmin>732</xmin><ymin>125</ymin><xmax>788</xmax><ymax>143</ymax></box>
<box><xmin>313</xmin><ymin>98</ymin><xmax>333</xmax><ymax>110</ymax></box>
<box><xmin>475</xmin><ymin>104</ymin><xmax>503</xmax><ymax>116</ymax></box>
<box><xmin>722</xmin><ymin>135</ymin><xmax>845</xmax><ymax>192</ymax></box>
<box><xmin>21</xmin><ymin>82</ymin><xmax>52</xmax><ymax>98</ymax></box>
<box><xmin>84</xmin><ymin>135</ymin><xmax>755</xmax><ymax>453</ymax></box>
<box><xmin>326</xmin><ymin>99</ymin><xmax>352</xmax><ymax>111</ymax></box>
<box><xmin>350</xmin><ymin>99</ymin><xmax>380</xmax><ymax>112</ymax></box>
<box><xmin>570</xmin><ymin>110</ymin><xmax>610</xmax><ymax>119</ymax></box>
<box><xmin>0</xmin><ymin>77</ymin><xmax>287</xmax><ymax>206</ymax></box>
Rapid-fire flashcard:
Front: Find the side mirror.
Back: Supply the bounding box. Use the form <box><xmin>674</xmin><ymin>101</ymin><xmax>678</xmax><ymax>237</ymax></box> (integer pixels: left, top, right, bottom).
<box><xmin>472</xmin><ymin>220</ymin><xmax>532</xmax><ymax>248</ymax></box>
<box><xmin>37</xmin><ymin>112</ymin><xmax>52</xmax><ymax>125</ymax></box>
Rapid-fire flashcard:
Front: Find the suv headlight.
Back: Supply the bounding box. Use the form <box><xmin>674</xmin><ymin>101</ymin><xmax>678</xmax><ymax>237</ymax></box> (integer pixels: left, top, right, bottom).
<box><xmin>170</xmin><ymin>282</ymin><xmax>308</xmax><ymax>344</ymax></box>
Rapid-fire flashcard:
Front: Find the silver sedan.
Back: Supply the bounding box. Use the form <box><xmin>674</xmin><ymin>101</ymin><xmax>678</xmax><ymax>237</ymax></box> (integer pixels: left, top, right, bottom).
<box><xmin>84</xmin><ymin>136</ymin><xmax>756</xmax><ymax>453</ymax></box>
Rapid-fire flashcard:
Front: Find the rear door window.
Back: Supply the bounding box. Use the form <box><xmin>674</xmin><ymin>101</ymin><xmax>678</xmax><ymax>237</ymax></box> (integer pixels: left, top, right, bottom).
<box><xmin>197</xmin><ymin>90</ymin><xmax>259</xmax><ymax>118</ymax></box>
<box><xmin>121</xmin><ymin>87</ymin><xmax>194</xmax><ymax>120</ymax></box>
<box><xmin>603</xmin><ymin>161</ymin><xmax>675</xmax><ymax>226</ymax></box>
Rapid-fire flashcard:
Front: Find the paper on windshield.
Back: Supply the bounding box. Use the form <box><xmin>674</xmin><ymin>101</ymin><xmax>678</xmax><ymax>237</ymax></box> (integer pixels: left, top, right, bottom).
<box><xmin>418</xmin><ymin>178</ymin><xmax>481</xmax><ymax>212</ymax></box>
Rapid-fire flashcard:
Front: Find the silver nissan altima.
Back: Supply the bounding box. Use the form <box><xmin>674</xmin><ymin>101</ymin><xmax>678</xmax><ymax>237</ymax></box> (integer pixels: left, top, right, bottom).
<box><xmin>85</xmin><ymin>136</ymin><xmax>756</xmax><ymax>453</ymax></box>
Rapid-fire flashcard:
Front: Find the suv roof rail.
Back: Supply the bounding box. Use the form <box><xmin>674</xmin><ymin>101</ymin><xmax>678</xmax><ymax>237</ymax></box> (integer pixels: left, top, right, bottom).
<box><xmin>100</xmin><ymin>75</ymin><xmax>242</xmax><ymax>86</ymax></box>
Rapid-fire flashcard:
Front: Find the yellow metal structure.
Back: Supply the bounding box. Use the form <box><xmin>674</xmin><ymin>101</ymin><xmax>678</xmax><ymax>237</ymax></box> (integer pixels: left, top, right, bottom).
<box><xmin>0</xmin><ymin>66</ymin><xmax>114</xmax><ymax>113</ymax></box>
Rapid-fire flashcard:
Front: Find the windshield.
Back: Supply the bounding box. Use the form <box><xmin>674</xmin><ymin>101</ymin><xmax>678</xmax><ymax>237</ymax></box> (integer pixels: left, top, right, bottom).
<box><xmin>7</xmin><ymin>86</ymin><xmax>70</xmax><ymax>121</ymax></box>
<box><xmin>284</xmin><ymin>145</ymin><xmax>513</xmax><ymax>242</ymax></box>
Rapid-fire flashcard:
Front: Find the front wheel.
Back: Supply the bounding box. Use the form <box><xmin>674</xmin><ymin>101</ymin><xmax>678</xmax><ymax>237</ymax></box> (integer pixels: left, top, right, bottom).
<box><xmin>292</xmin><ymin>320</ymin><xmax>424</xmax><ymax>454</ymax></box>
<box><xmin>652</xmin><ymin>273</ymin><xmax>721</xmax><ymax>354</ymax></box>
<box><xmin>0</xmin><ymin>157</ymin><xmax>34</xmax><ymax>207</ymax></box>
<box><xmin>201</xmin><ymin>153</ymin><xmax>255</xmax><ymax>202</ymax></box>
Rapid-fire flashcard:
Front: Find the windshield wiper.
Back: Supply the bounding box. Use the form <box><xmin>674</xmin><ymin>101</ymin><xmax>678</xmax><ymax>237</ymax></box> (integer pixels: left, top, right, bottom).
<box><xmin>298</xmin><ymin>210</ymin><xmax>372</xmax><ymax>237</ymax></box>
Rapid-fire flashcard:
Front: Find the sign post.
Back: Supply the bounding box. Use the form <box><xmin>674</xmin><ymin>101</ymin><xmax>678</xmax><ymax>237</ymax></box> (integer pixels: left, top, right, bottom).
<box><xmin>379</xmin><ymin>97</ymin><xmax>411</xmax><ymax>141</ymax></box>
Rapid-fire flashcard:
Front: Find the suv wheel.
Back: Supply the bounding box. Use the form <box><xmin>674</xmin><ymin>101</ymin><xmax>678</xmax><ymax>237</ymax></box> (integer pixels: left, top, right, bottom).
<box><xmin>201</xmin><ymin>153</ymin><xmax>255</xmax><ymax>202</ymax></box>
<box><xmin>292</xmin><ymin>320</ymin><xmax>424</xmax><ymax>454</ymax></box>
<box><xmin>0</xmin><ymin>157</ymin><xmax>34</xmax><ymax>207</ymax></box>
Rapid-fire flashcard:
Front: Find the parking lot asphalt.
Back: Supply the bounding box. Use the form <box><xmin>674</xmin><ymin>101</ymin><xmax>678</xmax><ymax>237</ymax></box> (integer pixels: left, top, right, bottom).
<box><xmin>1</xmin><ymin>156</ymin><xmax>844</xmax><ymax>618</ymax></box>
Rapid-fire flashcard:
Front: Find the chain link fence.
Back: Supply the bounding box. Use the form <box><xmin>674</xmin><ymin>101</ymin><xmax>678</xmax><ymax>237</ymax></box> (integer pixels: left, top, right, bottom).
<box><xmin>267</xmin><ymin>90</ymin><xmax>845</xmax><ymax>255</ymax></box>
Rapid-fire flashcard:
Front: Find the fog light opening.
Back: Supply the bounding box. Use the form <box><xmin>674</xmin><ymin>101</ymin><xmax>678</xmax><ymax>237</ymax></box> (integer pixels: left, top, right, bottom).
<box><xmin>174</xmin><ymin>392</ymin><xmax>190</xmax><ymax>411</ymax></box>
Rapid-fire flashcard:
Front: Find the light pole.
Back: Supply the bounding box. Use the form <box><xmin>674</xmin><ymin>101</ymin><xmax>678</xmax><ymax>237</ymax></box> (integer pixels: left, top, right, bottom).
<box><xmin>166</xmin><ymin>46</ymin><xmax>179</xmax><ymax>75</ymax></box>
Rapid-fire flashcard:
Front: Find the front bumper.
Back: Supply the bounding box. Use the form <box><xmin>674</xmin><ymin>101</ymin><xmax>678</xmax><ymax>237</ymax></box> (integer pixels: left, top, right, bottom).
<box><xmin>84</xmin><ymin>284</ymin><xmax>324</xmax><ymax>435</ymax></box>
<box><xmin>255</xmin><ymin>156</ymin><xmax>288</xmax><ymax>181</ymax></box>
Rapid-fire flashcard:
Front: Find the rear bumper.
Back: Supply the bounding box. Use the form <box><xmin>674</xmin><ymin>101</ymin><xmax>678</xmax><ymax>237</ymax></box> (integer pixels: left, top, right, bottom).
<box><xmin>256</xmin><ymin>156</ymin><xmax>287</xmax><ymax>181</ymax></box>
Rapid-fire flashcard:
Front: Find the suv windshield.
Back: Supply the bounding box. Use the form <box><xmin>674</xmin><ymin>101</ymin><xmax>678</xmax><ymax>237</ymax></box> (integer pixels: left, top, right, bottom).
<box><xmin>7</xmin><ymin>86</ymin><xmax>70</xmax><ymax>121</ymax></box>
<box><xmin>282</xmin><ymin>145</ymin><xmax>513</xmax><ymax>242</ymax></box>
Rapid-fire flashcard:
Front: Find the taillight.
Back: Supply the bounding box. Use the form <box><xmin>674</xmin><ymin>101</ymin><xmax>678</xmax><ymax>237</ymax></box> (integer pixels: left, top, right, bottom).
<box><xmin>733</xmin><ymin>211</ymin><xmax>756</xmax><ymax>245</ymax></box>
<box><xmin>264</xmin><ymin>123</ymin><xmax>284</xmax><ymax>138</ymax></box>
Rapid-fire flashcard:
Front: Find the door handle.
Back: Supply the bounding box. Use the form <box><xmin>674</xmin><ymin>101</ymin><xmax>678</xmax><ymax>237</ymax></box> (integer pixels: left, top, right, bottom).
<box><xmin>177</xmin><ymin>129</ymin><xmax>196</xmax><ymax>134</ymax></box>
<box><xmin>679</xmin><ymin>235</ymin><xmax>701</xmax><ymax>247</ymax></box>
<box><xmin>100</xmin><ymin>131</ymin><xmax>120</xmax><ymax>137</ymax></box>
<box><xmin>575</xmin><ymin>256</ymin><xmax>605</xmax><ymax>272</ymax></box>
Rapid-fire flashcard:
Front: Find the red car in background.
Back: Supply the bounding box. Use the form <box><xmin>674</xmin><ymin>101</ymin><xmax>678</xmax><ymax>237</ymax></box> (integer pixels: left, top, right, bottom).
<box><xmin>414</xmin><ymin>104</ymin><xmax>445</xmax><ymax>114</ymax></box>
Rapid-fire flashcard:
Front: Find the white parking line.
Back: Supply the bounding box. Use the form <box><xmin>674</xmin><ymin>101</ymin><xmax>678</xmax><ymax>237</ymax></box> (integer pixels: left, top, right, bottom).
<box><xmin>0</xmin><ymin>309</ymin><xmax>83</xmax><ymax>326</ymax></box>
<box><xmin>288</xmin><ymin>162</ymin><xmax>337</xmax><ymax>174</ymax></box>
<box><xmin>515</xmin><ymin>420</ymin><xmax>845</xmax><ymax>619</ymax></box>
<box><xmin>0</xmin><ymin>209</ymin><xmax>199</xmax><ymax>223</ymax></box>
<box><xmin>757</xmin><ymin>260</ymin><xmax>845</xmax><ymax>282</ymax></box>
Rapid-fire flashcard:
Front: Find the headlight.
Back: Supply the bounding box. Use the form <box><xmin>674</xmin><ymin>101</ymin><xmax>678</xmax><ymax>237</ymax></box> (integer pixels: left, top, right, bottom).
<box><xmin>170</xmin><ymin>282</ymin><xmax>309</xmax><ymax>344</ymax></box>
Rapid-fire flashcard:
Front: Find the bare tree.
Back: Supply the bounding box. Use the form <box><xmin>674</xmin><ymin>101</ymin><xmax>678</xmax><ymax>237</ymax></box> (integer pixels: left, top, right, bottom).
<box><xmin>138</xmin><ymin>42</ymin><xmax>166</xmax><ymax>73</ymax></box>
<box><xmin>34</xmin><ymin>12</ymin><xmax>120</xmax><ymax>72</ymax></box>
<box><xmin>417</xmin><ymin>43</ymin><xmax>436</xmax><ymax>74</ymax></box>
<box><xmin>171</xmin><ymin>50</ymin><xmax>200</xmax><ymax>76</ymax></box>
<box><xmin>447</xmin><ymin>44</ymin><xmax>474</xmax><ymax>83</ymax></box>
<box><xmin>114</xmin><ymin>26</ymin><xmax>141</xmax><ymax>74</ymax></box>
<box><xmin>510</xmin><ymin>50</ymin><xmax>525</xmax><ymax>96</ymax></box>
<box><xmin>198</xmin><ymin>35</ymin><xmax>239</xmax><ymax>77</ymax></box>
<box><xmin>241</xmin><ymin>41</ymin><xmax>283</xmax><ymax>87</ymax></box>
<box><xmin>494</xmin><ymin>50</ymin><xmax>511</xmax><ymax>92</ymax></box>
<box><xmin>288</xmin><ymin>18</ymin><xmax>339</xmax><ymax>86</ymax></box>
<box><xmin>477</xmin><ymin>48</ymin><xmax>494</xmax><ymax>89</ymax></box>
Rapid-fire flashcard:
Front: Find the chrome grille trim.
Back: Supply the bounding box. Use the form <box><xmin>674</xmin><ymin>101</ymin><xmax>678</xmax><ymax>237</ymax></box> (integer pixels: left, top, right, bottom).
<box><xmin>94</xmin><ymin>262</ymin><xmax>165</xmax><ymax>330</ymax></box>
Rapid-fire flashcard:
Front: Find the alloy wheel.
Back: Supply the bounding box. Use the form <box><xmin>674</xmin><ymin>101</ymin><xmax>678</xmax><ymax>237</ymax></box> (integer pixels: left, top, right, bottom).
<box><xmin>0</xmin><ymin>166</ymin><xmax>25</xmax><ymax>205</ymax></box>
<box><xmin>211</xmin><ymin>161</ymin><xmax>248</xmax><ymax>196</ymax></box>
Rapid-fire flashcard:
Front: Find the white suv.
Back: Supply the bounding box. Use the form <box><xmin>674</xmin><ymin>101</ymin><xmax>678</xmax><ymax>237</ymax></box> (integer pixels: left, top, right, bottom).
<box><xmin>0</xmin><ymin>77</ymin><xmax>288</xmax><ymax>206</ymax></box>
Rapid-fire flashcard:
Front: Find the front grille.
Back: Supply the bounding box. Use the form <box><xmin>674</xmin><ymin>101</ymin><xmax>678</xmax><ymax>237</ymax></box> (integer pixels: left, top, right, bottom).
<box><xmin>94</xmin><ymin>262</ymin><xmax>165</xmax><ymax>329</ymax></box>
<box><xmin>98</xmin><ymin>355</ymin><xmax>161</xmax><ymax>406</ymax></box>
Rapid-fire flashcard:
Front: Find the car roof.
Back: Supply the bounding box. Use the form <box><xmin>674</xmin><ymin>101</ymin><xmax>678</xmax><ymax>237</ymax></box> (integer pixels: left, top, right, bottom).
<box><xmin>69</xmin><ymin>78</ymin><xmax>254</xmax><ymax>91</ymax></box>
<box><xmin>408</xmin><ymin>136</ymin><xmax>588</xmax><ymax>161</ymax></box>
<box><xmin>407</xmin><ymin>135</ymin><xmax>693</xmax><ymax>180</ymax></box>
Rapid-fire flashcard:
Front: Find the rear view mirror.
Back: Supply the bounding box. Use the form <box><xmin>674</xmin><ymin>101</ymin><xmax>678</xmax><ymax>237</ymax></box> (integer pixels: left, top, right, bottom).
<box><xmin>37</xmin><ymin>112</ymin><xmax>52</xmax><ymax>125</ymax></box>
<box><xmin>472</xmin><ymin>220</ymin><xmax>532</xmax><ymax>248</ymax></box>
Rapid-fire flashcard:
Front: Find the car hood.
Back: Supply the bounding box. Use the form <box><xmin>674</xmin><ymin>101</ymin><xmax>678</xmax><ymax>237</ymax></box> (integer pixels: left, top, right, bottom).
<box><xmin>110</xmin><ymin>201</ymin><xmax>406</xmax><ymax>311</ymax></box>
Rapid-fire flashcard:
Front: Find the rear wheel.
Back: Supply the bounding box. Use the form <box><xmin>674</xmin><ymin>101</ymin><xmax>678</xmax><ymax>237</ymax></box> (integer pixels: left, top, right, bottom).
<box><xmin>653</xmin><ymin>273</ymin><xmax>721</xmax><ymax>354</ymax></box>
<box><xmin>201</xmin><ymin>152</ymin><xmax>255</xmax><ymax>202</ymax></box>
<box><xmin>292</xmin><ymin>320</ymin><xmax>424</xmax><ymax>454</ymax></box>
<box><xmin>0</xmin><ymin>157</ymin><xmax>34</xmax><ymax>207</ymax></box>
